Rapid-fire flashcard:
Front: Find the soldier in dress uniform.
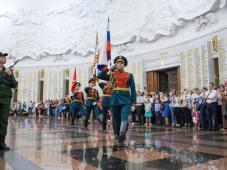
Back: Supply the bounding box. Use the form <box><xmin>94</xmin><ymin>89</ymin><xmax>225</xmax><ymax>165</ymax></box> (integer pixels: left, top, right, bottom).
<box><xmin>70</xmin><ymin>82</ymin><xmax>84</xmax><ymax>127</ymax></box>
<box><xmin>98</xmin><ymin>82</ymin><xmax>112</xmax><ymax>132</ymax></box>
<box><xmin>0</xmin><ymin>52</ymin><xmax>17</xmax><ymax>150</ymax></box>
<box><xmin>98</xmin><ymin>56</ymin><xmax>136</xmax><ymax>146</ymax></box>
<box><xmin>84</xmin><ymin>78</ymin><xmax>100</xmax><ymax>128</ymax></box>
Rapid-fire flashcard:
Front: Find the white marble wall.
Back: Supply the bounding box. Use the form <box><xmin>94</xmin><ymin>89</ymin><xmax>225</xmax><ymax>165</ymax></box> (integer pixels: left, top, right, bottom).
<box><xmin>16</xmin><ymin>68</ymin><xmax>39</xmax><ymax>102</ymax></box>
<box><xmin>15</xmin><ymin>63</ymin><xmax>91</xmax><ymax>102</ymax></box>
<box><xmin>218</xmin><ymin>37</ymin><xmax>227</xmax><ymax>83</ymax></box>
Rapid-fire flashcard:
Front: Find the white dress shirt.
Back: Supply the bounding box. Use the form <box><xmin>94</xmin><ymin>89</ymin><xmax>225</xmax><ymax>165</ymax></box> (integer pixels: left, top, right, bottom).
<box><xmin>136</xmin><ymin>96</ymin><xmax>144</xmax><ymax>106</ymax></box>
<box><xmin>205</xmin><ymin>89</ymin><xmax>218</xmax><ymax>104</ymax></box>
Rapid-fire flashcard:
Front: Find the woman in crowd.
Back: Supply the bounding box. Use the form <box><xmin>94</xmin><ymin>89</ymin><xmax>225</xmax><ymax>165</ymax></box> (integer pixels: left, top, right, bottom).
<box><xmin>169</xmin><ymin>91</ymin><xmax>176</xmax><ymax>127</ymax></box>
<box><xmin>161</xmin><ymin>94</ymin><xmax>169</xmax><ymax>126</ymax></box>
<box><xmin>174</xmin><ymin>92</ymin><xmax>182</xmax><ymax>127</ymax></box>
<box><xmin>181</xmin><ymin>89</ymin><xmax>192</xmax><ymax>128</ymax></box>
<box><xmin>217</xmin><ymin>85</ymin><xmax>225</xmax><ymax>129</ymax></box>
<box><xmin>221</xmin><ymin>86</ymin><xmax>227</xmax><ymax>130</ymax></box>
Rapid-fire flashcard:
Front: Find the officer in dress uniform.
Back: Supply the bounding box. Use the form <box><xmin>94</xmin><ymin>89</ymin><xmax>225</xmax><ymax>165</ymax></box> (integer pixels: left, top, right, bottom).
<box><xmin>0</xmin><ymin>52</ymin><xmax>17</xmax><ymax>150</ymax></box>
<box><xmin>70</xmin><ymin>82</ymin><xmax>84</xmax><ymax>127</ymax></box>
<box><xmin>98</xmin><ymin>56</ymin><xmax>136</xmax><ymax>146</ymax></box>
<box><xmin>98</xmin><ymin>82</ymin><xmax>112</xmax><ymax>132</ymax></box>
<box><xmin>84</xmin><ymin>78</ymin><xmax>100</xmax><ymax>128</ymax></box>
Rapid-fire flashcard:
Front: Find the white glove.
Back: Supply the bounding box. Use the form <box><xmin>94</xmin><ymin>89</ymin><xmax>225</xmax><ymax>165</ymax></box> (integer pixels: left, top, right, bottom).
<box><xmin>93</xmin><ymin>102</ymin><xmax>97</xmax><ymax>106</ymax></box>
<box><xmin>109</xmin><ymin>64</ymin><xmax>116</xmax><ymax>71</ymax></box>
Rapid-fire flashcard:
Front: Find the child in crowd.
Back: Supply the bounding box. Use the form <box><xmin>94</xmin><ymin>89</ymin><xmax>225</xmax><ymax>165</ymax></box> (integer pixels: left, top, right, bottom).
<box><xmin>154</xmin><ymin>99</ymin><xmax>161</xmax><ymax>125</ymax></box>
<box><xmin>144</xmin><ymin>95</ymin><xmax>153</xmax><ymax>127</ymax></box>
<box><xmin>192</xmin><ymin>105</ymin><xmax>200</xmax><ymax>130</ymax></box>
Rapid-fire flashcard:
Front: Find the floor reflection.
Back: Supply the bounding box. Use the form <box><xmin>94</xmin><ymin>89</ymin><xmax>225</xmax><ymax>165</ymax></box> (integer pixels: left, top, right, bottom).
<box><xmin>0</xmin><ymin>117</ymin><xmax>226</xmax><ymax>170</ymax></box>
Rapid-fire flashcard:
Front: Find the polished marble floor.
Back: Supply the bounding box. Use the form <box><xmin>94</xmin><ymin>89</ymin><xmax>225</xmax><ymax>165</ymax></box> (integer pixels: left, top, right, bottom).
<box><xmin>1</xmin><ymin>117</ymin><xmax>227</xmax><ymax>170</ymax></box>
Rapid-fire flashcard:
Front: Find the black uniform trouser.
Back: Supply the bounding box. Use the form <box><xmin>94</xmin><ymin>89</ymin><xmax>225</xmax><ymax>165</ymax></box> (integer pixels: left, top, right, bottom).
<box><xmin>84</xmin><ymin>106</ymin><xmax>93</xmax><ymax>127</ymax></box>
<box><xmin>111</xmin><ymin>105</ymin><xmax>130</xmax><ymax>138</ymax></box>
<box><xmin>0</xmin><ymin>102</ymin><xmax>10</xmax><ymax>136</ymax></box>
<box><xmin>207</xmin><ymin>102</ymin><xmax>218</xmax><ymax>130</ymax></box>
<box><xmin>102</xmin><ymin>106</ymin><xmax>109</xmax><ymax>130</ymax></box>
<box><xmin>71</xmin><ymin>107</ymin><xmax>80</xmax><ymax>126</ymax></box>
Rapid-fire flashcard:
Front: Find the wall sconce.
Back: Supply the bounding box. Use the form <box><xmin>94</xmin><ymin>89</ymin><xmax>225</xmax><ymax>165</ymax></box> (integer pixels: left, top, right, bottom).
<box><xmin>39</xmin><ymin>69</ymin><xmax>44</xmax><ymax>78</ymax></box>
<box><xmin>15</xmin><ymin>69</ymin><xmax>19</xmax><ymax>78</ymax></box>
<box><xmin>212</xmin><ymin>35</ymin><xmax>219</xmax><ymax>53</ymax></box>
<box><xmin>161</xmin><ymin>61</ymin><xmax>164</xmax><ymax>66</ymax></box>
<box><xmin>65</xmin><ymin>68</ymin><xmax>70</xmax><ymax>77</ymax></box>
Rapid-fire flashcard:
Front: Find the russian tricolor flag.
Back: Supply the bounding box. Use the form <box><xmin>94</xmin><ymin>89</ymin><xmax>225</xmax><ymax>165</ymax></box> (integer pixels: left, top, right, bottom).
<box><xmin>97</xmin><ymin>17</ymin><xmax>111</xmax><ymax>71</ymax></box>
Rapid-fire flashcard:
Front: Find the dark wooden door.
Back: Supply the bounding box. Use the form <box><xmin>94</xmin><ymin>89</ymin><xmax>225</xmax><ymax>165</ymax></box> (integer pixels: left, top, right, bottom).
<box><xmin>146</xmin><ymin>71</ymin><xmax>159</xmax><ymax>93</ymax></box>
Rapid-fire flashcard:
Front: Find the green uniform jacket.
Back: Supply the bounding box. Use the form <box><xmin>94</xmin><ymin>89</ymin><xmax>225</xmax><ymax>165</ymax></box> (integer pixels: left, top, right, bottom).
<box><xmin>84</xmin><ymin>87</ymin><xmax>99</xmax><ymax>107</ymax></box>
<box><xmin>98</xmin><ymin>82</ymin><xmax>111</xmax><ymax>108</ymax></box>
<box><xmin>0</xmin><ymin>70</ymin><xmax>17</xmax><ymax>104</ymax></box>
<box><xmin>70</xmin><ymin>92</ymin><xmax>84</xmax><ymax>108</ymax></box>
<box><xmin>98</xmin><ymin>69</ymin><xmax>136</xmax><ymax>106</ymax></box>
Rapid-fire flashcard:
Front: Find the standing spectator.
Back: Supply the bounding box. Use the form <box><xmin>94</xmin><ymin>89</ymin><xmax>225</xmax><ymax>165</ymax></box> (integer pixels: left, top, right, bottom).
<box><xmin>13</xmin><ymin>102</ymin><xmax>20</xmax><ymax>117</ymax></box>
<box><xmin>28</xmin><ymin>101</ymin><xmax>33</xmax><ymax>116</ymax></box>
<box><xmin>44</xmin><ymin>100</ymin><xmax>49</xmax><ymax>116</ymax></box>
<box><xmin>205</xmin><ymin>82</ymin><xmax>218</xmax><ymax>131</ymax></box>
<box><xmin>49</xmin><ymin>100</ymin><xmax>54</xmax><ymax>117</ymax></box>
<box><xmin>37</xmin><ymin>101</ymin><xmax>44</xmax><ymax>117</ymax></box>
<box><xmin>58</xmin><ymin>99</ymin><xmax>65</xmax><ymax>119</ymax></box>
<box><xmin>144</xmin><ymin>94</ymin><xmax>153</xmax><ymax>127</ymax></box>
<box><xmin>174</xmin><ymin>92</ymin><xmax>182</xmax><ymax>127</ymax></box>
<box><xmin>154</xmin><ymin>98</ymin><xmax>161</xmax><ymax>125</ymax></box>
<box><xmin>169</xmin><ymin>92</ymin><xmax>176</xmax><ymax>127</ymax></box>
<box><xmin>192</xmin><ymin>88</ymin><xmax>203</xmax><ymax>112</ymax></box>
<box><xmin>182</xmin><ymin>90</ymin><xmax>192</xmax><ymax>128</ymax></box>
<box><xmin>192</xmin><ymin>104</ymin><xmax>200</xmax><ymax>130</ymax></box>
<box><xmin>200</xmin><ymin>87</ymin><xmax>208</xmax><ymax>130</ymax></box>
<box><xmin>221</xmin><ymin>85</ymin><xmax>227</xmax><ymax>130</ymax></box>
<box><xmin>136</xmin><ymin>91</ymin><xmax>145</xmax><ymax>125</ymax></box>
<box><xmin>217</xmin><ymin>85</ymin><xmax>224</xmax><ymax>129</ymax></box>
<box><xmin>161</xmin><ymin>95</ymin><xmax>169</xmax><ymax>126</ymax></box>
<box><xmin>21</xmin><ymin>102</ymin><xmax>28</xmax><ymax>113</ymax></box>
<box><xmin>32</xmin><ymin>102</ymin><xmax>36</xmax><ymax>117</ymax></box>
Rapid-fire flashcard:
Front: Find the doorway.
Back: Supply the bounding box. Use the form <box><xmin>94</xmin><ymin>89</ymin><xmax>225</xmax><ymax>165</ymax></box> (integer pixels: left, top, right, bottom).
<box><xmin>146</xmin><ymin>67</ymin><xmax>180</xmax><ymax>93</ymax></box>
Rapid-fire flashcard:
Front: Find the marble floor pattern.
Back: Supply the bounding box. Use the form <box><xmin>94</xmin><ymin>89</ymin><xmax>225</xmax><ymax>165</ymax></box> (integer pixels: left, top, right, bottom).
<box><xmin>0</xmin><ymin>117</ymin><xmax>227</xmax><ymax>170</ymax></box>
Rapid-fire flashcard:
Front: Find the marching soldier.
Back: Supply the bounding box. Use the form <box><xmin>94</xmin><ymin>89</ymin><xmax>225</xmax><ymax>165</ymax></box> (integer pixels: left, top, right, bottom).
<box><xmin>98</xmin><ymin>82</ymin><xmax>112</xmax><ymax>132</ymax></box>
<box><xmin>84</xmin><ymin>78</ymin><xmax>100</xmax><ymax>128</ymax></box>
<box><xmin>0</xmin><ymin>52</ymin><xmax>17</xmax><ymax>150</ymax></box>
<box><xmin>70</xmin><ymin>82</ymin><xmax>84</xmax><ymax>127</ymax></box>
<box><xmin>98</xmin><ymin>56</ymin><xmax>136</xmax><ymax>147</ymax></box>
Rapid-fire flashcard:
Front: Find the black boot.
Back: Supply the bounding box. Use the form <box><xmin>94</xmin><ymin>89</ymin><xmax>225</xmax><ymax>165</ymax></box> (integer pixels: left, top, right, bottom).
<box><xmin>0</xmin><ymin>135</ymin><xmax>10</xmax><ymax>150</ymax></box>
<box><xmin>118</xmin><ymin>135</ymin><xmax>126</xmax><ymax>147</ymax></box>
<box><xmin>71</xmin><ymin>118</ymin><xmax>75</xmax><ymax>127</ymax></box>
<box><xmin>118</xmin><ymin>122</ymin><xmax>128</xmax><ymax>147</ymax></box>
